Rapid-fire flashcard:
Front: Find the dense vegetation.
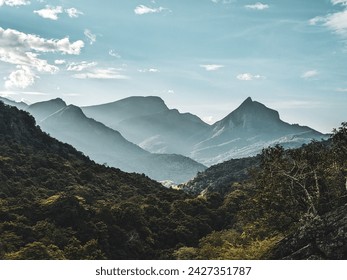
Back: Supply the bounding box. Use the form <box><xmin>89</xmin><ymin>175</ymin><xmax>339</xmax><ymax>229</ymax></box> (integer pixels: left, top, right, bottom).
<box><xmin>179</xmin><ymin>156</ymin><xmax>260</xmax><ymax>196</ymax></box>
<box><xmin>1</xmin><ymin>101</ymin><xmax>346</xmax><ymax>259</ymax></box>
<box><xmin>0</xmin><ymin>102</ymin><xmax>225</xmax><ymax>259</ymax></box>
<box><xmin>175</xmin><ymin>124</ymin><xmax>347</xmax><ymax>259</ymax></box>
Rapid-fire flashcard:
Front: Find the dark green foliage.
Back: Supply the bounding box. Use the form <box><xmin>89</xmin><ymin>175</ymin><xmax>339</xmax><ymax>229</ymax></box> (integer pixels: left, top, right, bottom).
<box><xmin>0</xmin><ymin>102</ymin><xmax>221</xmax><ymax>259</ymax></box>
<box><xmin>1</xmin><ymin>101</ymin><xmax>346</xmax><ymax>260</ymax></box>
<box><xmin>175</xmin><ymin>123</ymin><xmax>347</xmax><ymax>260</ymax></box>
<box><xmin>180</xmin><ymin>156</ymin><xmax>259</xmax><ymax>195</ymax></box>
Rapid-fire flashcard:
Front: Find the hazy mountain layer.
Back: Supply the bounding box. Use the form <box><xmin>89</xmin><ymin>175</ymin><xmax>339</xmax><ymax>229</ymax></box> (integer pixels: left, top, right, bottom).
<box><xmin>31</xmin><ymin>100</ymin><xmax>206</xmax><ymax>183</ymax></box>
<box><xmin>0</xmin><ymin>101</ymin><xmax>220</xmax><ymax>259</ymax></box>
<box><xmin>83</xmin><ymin>96</ymin><xmax>327</xmax><ymax>166</ymax></box>
<box><xmin>1</xmin><ymin>100</ymin><xmax>346</xmax><ymax>260</ymax></box>
<box><xmin>82</xmin><ymin>96</ymin><xmax>211</xmax><ymax>155</ymax></box>
<box><xmin>0</xmin><ymin>97</ymin><xmax>28</xmax><ymax>110</ymax></box>
<box><xmin>2</xmin><ymin>95</ymin><xmax>328</xmax><ymax>170</ymax></box>
<box><xmin>191</xmin><ymin>97</ymin><xmax>327</xmax><ymax>165</ymax></box>
<box><xmin>82</xmin><ymin>96</ymin><xmax>169</xmax><ymax>127</ymax></box>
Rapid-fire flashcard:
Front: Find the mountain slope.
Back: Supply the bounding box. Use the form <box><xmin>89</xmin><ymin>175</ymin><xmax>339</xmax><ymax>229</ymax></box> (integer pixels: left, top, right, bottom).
<box><xmin>82</xmin><ymin>96</ymin><xmax>169</xmax><ymax>127</ymax></box>
<box><xmin>3</xmin><ymin>95</ymin><xmax>328</xmax><ymax>170</ymax></box>
<box><xmin>0</xmin><ymin>96</ymin><xmax>28</xmax><ymax>110</ymax></box>
<box><xmin>192</xmin><ymin>97</ymin><xmax>327</xmax><ymax>165</ymax></box>
<box><xmin>27</xmin><ymin>98</ymin><xmax>67</xmax><ymax>122</ymax></box>
<box><xmin>83</xmin><ymin>96</ymin><xmax>327</xmax><ymax>166</ymax></box>
<box><xmin>179</xmin><ymin>156</ymin><xmax>260</xmax><ymax>195</ymax></box>
<box><xmin>117</xmin><ymin>108</ymin><xmax>211</xmax><ymax>154</ymax></box>
<box><xmin>0</xmin><ymin>101</ymin><xmax>219</xmax><ymax>259</ymax></box>
<box><xmin>82</xmin><ymin>96</ymin><xmax>211</xmax><ymax>155</ymax></box>
<box><xmin>33</xmin><ymin>102</ymin><xmax>205</xmax><ymax>183</ymax></box>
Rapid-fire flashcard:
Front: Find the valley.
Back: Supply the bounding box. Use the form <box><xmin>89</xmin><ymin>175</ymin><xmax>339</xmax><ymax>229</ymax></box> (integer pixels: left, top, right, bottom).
<box><xmin>1</xmin><ymin>100</ymin><xmax>346</xmax><ymax>260</ymax></box>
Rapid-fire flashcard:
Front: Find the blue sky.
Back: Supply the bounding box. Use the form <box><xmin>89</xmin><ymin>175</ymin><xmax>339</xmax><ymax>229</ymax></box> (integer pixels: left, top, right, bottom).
<box><xmin>0</xmin><ymin>0</ymin><xmax>346</xmax><ymax>132</ymax></box>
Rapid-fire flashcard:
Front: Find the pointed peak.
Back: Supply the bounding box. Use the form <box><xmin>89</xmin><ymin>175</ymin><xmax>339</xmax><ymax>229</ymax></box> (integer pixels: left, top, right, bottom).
<box><xmin>241</xmin><ymin>97</ymin><xmax>253</xmax><ymax>105</ymax></box>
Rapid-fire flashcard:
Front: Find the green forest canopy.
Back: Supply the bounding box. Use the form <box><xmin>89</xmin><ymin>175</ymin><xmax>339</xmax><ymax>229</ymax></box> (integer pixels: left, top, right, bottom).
<box><xmin>1</xmin><ymin>102</ymin><xmax>346</xmax><ymax>259</ymax></box>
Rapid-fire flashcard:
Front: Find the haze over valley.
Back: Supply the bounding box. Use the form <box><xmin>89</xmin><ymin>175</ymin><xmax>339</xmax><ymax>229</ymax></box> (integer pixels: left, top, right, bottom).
<box><xmin>1</xmin><ymin>95</ymin><xmax>327</xmax><ymax>183</ymax></box>
<box><xmin>1</xmin><ymin>0</ymin><xmax>347</xmax><ymax>261</ymax></box>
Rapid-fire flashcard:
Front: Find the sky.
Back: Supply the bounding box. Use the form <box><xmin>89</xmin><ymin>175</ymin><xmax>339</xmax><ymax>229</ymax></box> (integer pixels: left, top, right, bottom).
<box><xmin>0</xmin><ymin>0</ymin><xmax>346</xmax><ymax>133</ymax></box>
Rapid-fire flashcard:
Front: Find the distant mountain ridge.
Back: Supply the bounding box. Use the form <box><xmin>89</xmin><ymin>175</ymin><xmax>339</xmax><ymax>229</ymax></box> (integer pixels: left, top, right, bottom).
<box><xmin>192</xmin><ymin>97</ymin><xmax>326</xmax><ymax>165</ymax></box>
<box><xmin>0</xmin><ymin>97</ymin><xmax>28</xmax><ymax>110</ymax></box>
<box><xmin>82</xmin><ymin>96</ymin><xmax>327</xmax><ymax>166</ymax></box>
<box><xmin>1</xmin><ymin>97</ymin><xmax>205</xmax><ymax>183</ymax></box>
<box><xmin>0</xmin><ymin>101</ymin><xmax>221</xmax><ymax>259</ymax></box>
<box><xmin>1</xmin><ymin>95</ymin><xmax>328</xmax><ymax>175</ymax></box>
<box><xmin>82</xmin><ymin>96</ymin><xmax>211</xmax><ymax>155</ymax></box>
<box><xmin>82</xmin><ymin>96</ymin><xmax>169</xmax><ymax>125</ymax></box>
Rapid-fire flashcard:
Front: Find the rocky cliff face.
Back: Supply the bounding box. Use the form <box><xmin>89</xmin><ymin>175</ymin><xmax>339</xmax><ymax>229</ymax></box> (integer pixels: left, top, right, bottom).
<box><xmin>271</xmin><ymin>203</ymin><xmax>347</xmax><ymax>259</ymax></box>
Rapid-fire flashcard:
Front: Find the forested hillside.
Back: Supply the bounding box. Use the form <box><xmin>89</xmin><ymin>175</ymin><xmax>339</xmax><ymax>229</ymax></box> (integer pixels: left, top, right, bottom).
<box><xmin>0</xmin><ymin>102</ymin><xmax>223</xmax><ymax>259</ymax></box>
<box><xmin>179</xmin><ymin>156</ymin><xmax>260</xmax><ymax>195</ymax></box>
<box><xmin>175</xmin><ymin>124</ymin><xmax>347</xmax><ymax>259</ymax></box>
<box><xmin>1</xmin><ymin>101</ymin><xmax>346</xmax><ymax>260</ymax></box>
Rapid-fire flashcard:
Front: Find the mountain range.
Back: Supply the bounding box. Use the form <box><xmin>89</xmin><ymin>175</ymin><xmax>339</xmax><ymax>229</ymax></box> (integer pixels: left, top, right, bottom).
<box><xmin>82</xmin><ymin>96</ymin><xmax>327</xmax><ymax>165</ymax></box>
<box><xmin>82</xmin><ymin>96</ymin><xmax>211</xmax><ymax>155</ymax></box>
<box><xmin>1</xmin><ymin>98</ymin><xmax>346</xmax><ymax>260</ymax></box>
<box><xmin>27</xmin><ymin>98</ymin><xmax>206</xmax><ymax>183</ymax></box>
<box><xmin>0</xmin><ymin>95</ymin><xmax>327</xmax><ymax>183</ymax></box>
<box><xmin>0</xmin><ymin>101</ymin><xmax>220</xmax><ymax>259</ymax></box>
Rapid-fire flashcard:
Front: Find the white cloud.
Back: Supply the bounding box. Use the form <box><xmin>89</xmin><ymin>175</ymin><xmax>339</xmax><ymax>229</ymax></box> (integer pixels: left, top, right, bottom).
<box><xmin>54</xmin><ymin>59</ymin><xmax>66</xmax><ymax>65</ymax></box>
<box><xmin>301</xmin><ymin>70</ymin><xmax>319</xmax><ymax>79</ymax></box>
<box><xmin>309</xmin><ymin>16</ymin><xmax>325</xmax><ymax>26</ymax></box>
<box><xmin>200</xmin><ymin>64</ymin><xmax>224</xmax><ymax>71</ymax></box>
<box><xmin>109</xmin><ymin>49</ymin><xmax>121</xmax><ymax>58</ymax></box>
<box><xmin>0</xmin><ymin>0</ymin><xmax>30</xmax><ymax>7</ymax></box>
<box><xmin>211</xmin><ymin>0</ymin><xmax>234</xmax><ymax>3</ymax></box>
<box><xmin>134</xmin><ymin>5</ymin><xmax>165</xmax><ymax>15</ymax></box>
<box><xmin>84</xmin><ymin>29</ymin><xmax>96</xmax><ymax>45</ymax></box>
<box><xmin>324</xmin><ymin>10</ymin><xmax>347</xmax><ymax>36</ymax></box>
<box><xmin>72</xmin><ymin>68</ymin><xmax>129</xmax><ymax>80</ymax></box>
<box><xmin>20</xmin><ymin>91</ymin><xmax>48</xmax><ymax>96</ymax></box>
<box><xmin>0</xmin><ymin>27</ymin><xmax>84</xmax><ymax>55</ymax></box>
<box><xmin>0</xmin><ymin>91</ymin><xmax>17</xmax><ymax>97</ymax></box>
<box><xmin>34</xmin><ymin>5</ymin><xmax>63</xmax><ymax>20</ymax></box>
<box><xmin>4</xmin><ymin>66</ymin><xmax>36</xmax><ymax>89</ymax></box>
<box><xmin>65</xmin><ymin>7</ymin><xmax>83</xmax><ymax>18</ymax></box>
<box><xmin>309</xmin><ymin>2</ymin><xmax>347</xmax><ymax>41</ymax></box>
<box><xmin>245</xmin><ymin>2</ymin><xmax>269</xmax><ymax>10</ymax></box>
<box><xmin>236</xmin><ymin>73</ymin><xmax>265</xmax><ymax>80</ymax></box>
<box><xmin>167</xmin><ymin>89</ymin><xmax>175</xmax><ymax>94</ymax></box>
<box><xmin>63</xmin><ymin>93</ymin><xmax>81</xmax><ymax>97</ymax></box>
<box><xmin>331</xmin><ymin>0</ymin><xmax>347</xmax><ymax>5</ymax></box>
<box><xmin>138</xmin><ymin>68</ymin><xmax>159</xmax><ymax>73</ymax></box>
<box><xmin>0</xmin><ymin>27</ymin><xmax>84</xmax><ymax>88</ymax></box>
<box><xmin>67</xmin><ymin>61</ymin><xmax>97</xmax><ymax>71</ymax></box>
<box><xmin>336</xmin><ymin>88</ymin><xmax>347</xmax><ymax>92</ymax></box>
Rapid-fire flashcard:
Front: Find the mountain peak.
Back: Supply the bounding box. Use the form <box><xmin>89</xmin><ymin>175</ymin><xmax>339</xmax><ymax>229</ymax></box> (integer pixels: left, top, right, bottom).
<box><xmin>32</xmin><ymin>98</ymin><xmax>66</xmax><ymax>107</ymax></box>
<box><xmin>52</xmin><ymin>104</ymin><xmax>86</xmax><ymax>119</ymax></box>
<box><xmin>242</xmin><ymin>97</ymin><xmax>253</xmax><ymax>104</ymax></box>
<box><xmin>214</xmin><ymin>98</ymin><xmax>281</xmax><ymax>131</ymax></box>
<box><xmin>82</xmin><ymin>95</ymin><xmax>170</xmax><ymax>127</ymax></box>
<box><xmin>27</xmin><ymin>97</ymin><xmax>67</xmax><ymax>122</ymax></box>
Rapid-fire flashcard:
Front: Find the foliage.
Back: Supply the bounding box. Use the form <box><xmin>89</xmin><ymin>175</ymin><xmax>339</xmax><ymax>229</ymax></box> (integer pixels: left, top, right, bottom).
<box><xmin>174</xmin><ymin>230</ymin><xmax>283</xmax><ymax>260</ymax></box>
<box><xmin>1</xmin><ymin>101</ymin><xmax>347</xmax><ymax>260</ymax></box>
<box><xmin>0</xmin><ymin>102</ymin><xmax>222</xmax><ymax>259</ymax></box>
<box><xmin>179</xmin><ymin>156</ymin><xmax>259</xmax><ymax>195</ymax></box>
<box><xmin>175</xmin><ymin>123</ymin><xmax>347</xmax><ymax>259</ymax></box>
